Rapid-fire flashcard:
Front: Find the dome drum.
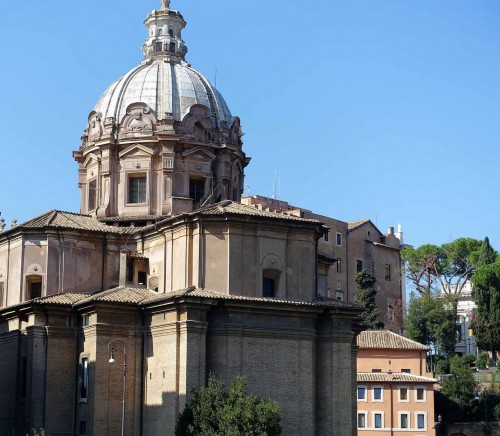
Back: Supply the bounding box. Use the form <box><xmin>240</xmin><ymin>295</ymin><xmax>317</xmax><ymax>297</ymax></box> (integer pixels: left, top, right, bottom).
<box><xmin>74</xmin><ymin>1</ymin><xmax>249</xmax><ymax>224</ymax></box>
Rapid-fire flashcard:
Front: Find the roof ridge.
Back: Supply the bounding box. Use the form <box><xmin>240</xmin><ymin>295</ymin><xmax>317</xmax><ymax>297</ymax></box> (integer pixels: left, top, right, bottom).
<box><xmin>46</xmin><ymin>210</ymin><xmax>59</xmax><ymax>226</ymax></box>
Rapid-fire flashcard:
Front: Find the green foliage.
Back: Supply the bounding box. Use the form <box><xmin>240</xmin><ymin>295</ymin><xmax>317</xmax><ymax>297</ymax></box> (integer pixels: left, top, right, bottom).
<box><xmin>406</xmin><ymin>291</ymin><xmax>456</xmax><ymax>356</ymax></box>
<box><xmin>402</xmin><ymin>239</ymin><xmax>483</xmax><ymax>300</ymax></box>
<box><xmin>471</xmin><ymin>261</ymin><xmax>500</xmax><ymax>355</ymax></box>
<box><xmin>476</xmin><ymin>351</ymin><xmax>491</xmax><ymax>369</ymax></box>
<box><xmin>401</xmin><ymin>245</ymin><xmax>441</xmax><ymax>294</ymax></box>
<box><xmin>441</xmin><ymin>355</ymin><xmax>480</xmax><ymax>419</ymax></box>
<box><xmin>176</xmin><ymin>374</ymin><xmax>282</xmax><ymax>436</ymax></box>
<box><xmin>494</xmin><ymin>403</ymin><xmax>500</xmax><ymax>421</ymax></box>
<box><xmin>435</xmin><ymin>358</ymin><xmax>450</xmax><ymax>375</ymax></box>
<box><xmin>497</xmin><ymin>360</ymin><xmax>500</xmax><ymax>372</ymax></box>
<box><xmin>477</xmin><ymin>237</ymin><xmax>498</xmax><ymax>267</ymax></box>
<box><xmin>354</xmin><ymin>270</ymin><xmax>382</xmax><ymax>329</ymax></box>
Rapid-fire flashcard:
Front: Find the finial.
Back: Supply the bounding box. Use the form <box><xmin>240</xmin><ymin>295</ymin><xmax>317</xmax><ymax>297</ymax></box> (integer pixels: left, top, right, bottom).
<box><xmin>161</xmin><ymin>0</ymin><xmax>171</xmax><ymax>9</ymax></box>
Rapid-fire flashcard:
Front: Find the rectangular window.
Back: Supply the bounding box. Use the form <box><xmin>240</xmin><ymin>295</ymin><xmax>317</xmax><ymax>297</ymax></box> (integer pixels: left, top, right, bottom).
<box><xmin>400</xmin><ymin>413</ymin><xmax>409</xmax><ymax>429</ymax></box>
<box><xmin>79</xmin><ymin>421</ymin><xmax>86</xmax><ymax>435</ymax></box>
<box><xmin>357</xmin><ymin>386</ymin><xmax>366</xmax><ymax>401</ymax></box>
<box><xmin>88</xmin><ymin>179</ymin><xmax>97</xmax><ymax>211</ymax></box>
<box><xmin>336</xmin><ymin>258</ymin><xmax>341</xmax><ymax>273</ymax></box>
<box><xmin>27</xmin><ymin>277</ymin><xmax>42</xmax><ymax>300</ymax></box>
<box><xmin>323</xmin><ymin>230</ymin><xmax>329</xmax><ymax>242</ymax></box>
<box><xmin>169</xmin><ymin>42</ymin><xmax>176</xmax><ymax>52</ymax></box>
<box><xmin>356</xmin><ymin>259</ymin><xmax>363</xmax><ymax>272</ymax></box>
<box><xmin>385</xmin><ymin>264</ymin><xmax>391</xmax><ymax>281</ymax></box>
<box><xmin>263</xmin><ymin>278</ymin><xmax>275</xmax><ymax>298</ymax></box>
<box><xmin>336</xmin><ymin>232</ymin><xmax>342</xmax><ymax>246</ymax></box>
<box><xmin>371</xmin><ymin>369</ymin><xmax>381</xmax><ymax>373</ymax></box>
<box><xmin>374</xmin><ymin>413</ymin><xmax>382</xmax><ymax>428</ymax></box>
<box><xmin>373</xmin><ymin>386</ymin><xmax>383</xmax><ymax>401</ymax></box>
<box><xmin>417</xmin><ymin>413</ymin><xmax>425</xmax><ymax>429</ymax></box>
<box><xmin>189</xmin><ymin>178</ymin><xmax>205</xmax><ymax>205</ymax></box>
<box><xmin>128</xmin><ymin>176</ymin><xmax>147</xmax><ymax>204</ymax></box>
<box><xmin>138</xmin><ymin>271</ymin><xmax>147</xmax><ymax>286</ymax></box>
<box><xmin>357</xmin><ymin>413</ymin><xmax>366</xmax><ymax>429</ymax></box>
<box><xmin>156</xmin><ymin>42</ymin><xmax>163</xmax><ymax>51</ymax></box>
<box><xmin>399</xmin><ymin>386</ymin><xmax>409</xmax><ymax>401</ymax></box>
<box><xmin>401</xmin><ymin>368</ymin><xmax>411</xmax><ymax>374</ymax></box>
<box><xmin>415</xmin><ymin>387</ymin><xmax>426</xmax><ymax>402</ymax></box>
<box><xmin>80</xmin><ymin>358</ymin><xmax>89</xmax><ymax>400</ymax></box>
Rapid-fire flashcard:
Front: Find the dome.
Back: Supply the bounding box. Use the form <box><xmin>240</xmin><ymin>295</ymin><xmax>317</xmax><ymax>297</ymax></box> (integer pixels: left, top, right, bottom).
<box><xmin>94</xmin><ymin>60</ymin><xmax>233</xmax><ymax>128</ymax></box>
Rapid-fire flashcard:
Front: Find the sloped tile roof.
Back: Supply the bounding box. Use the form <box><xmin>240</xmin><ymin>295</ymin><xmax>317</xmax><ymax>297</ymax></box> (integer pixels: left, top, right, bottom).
<box><xmin>348</xmin><ymin>219</ymin><xmax>370</xmax><ymax>230</ymax></box>
<box><xmin>141</xmin><ymin>287</ymin><xmax>362</xmax><ymax>310</ymax></box>
<box><xmin>36</xmin><ymin>293</ymin><xmax>89</xmax><ymax>305</ymax></box>
<box><xmin>196</xmin><ymin>201</ymin><xmax>320</xmax><ymax>223</ymax></box>
<box><xmin>357</xmin><ymin>330</ymin><xmax>429</xmax><ymax>351</ymax></box>
<box><xmin>1</xmin><ymin>210</ymin><xmax>133</xmax><ymax>235</ymax></box>
<box><xmin>357</xmin><ymin>372</ymin><xmax>436</xmax><ymax>383</ymax></box>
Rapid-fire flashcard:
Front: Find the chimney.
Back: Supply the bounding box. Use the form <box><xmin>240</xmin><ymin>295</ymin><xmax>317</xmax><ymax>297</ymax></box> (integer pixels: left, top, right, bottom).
<box><xmin>388</xmin><ymin>226</ymin><xmax>394</xmax><ymax>235</ymax></box>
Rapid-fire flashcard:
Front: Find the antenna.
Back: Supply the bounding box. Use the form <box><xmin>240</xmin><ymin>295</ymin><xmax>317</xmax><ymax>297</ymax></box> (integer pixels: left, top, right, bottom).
<box><xmin>214</xmin><ymin>68</ymin><xmax>218</xmax><ymax>88</ymax></box>
<box><xmin>273</xmin><ymin>170</ymin><xmax>277</xmax><ymax>199</ymax></box>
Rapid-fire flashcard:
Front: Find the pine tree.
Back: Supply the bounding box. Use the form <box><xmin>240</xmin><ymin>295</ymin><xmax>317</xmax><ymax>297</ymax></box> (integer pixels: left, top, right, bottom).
<box><xmin>354</xmin><ymin>270</ymin><xmax>382</xmax><ymax>329</ymax></box>
<box><xmin>477</xmin><ymin>236</ymin><xmax>497</xmax><ymax>267</ymax></box>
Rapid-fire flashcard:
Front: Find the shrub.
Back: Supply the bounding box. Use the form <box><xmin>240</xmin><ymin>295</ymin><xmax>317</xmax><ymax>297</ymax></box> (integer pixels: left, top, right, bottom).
<box><xmin>477</xmin><ymin>352</ymin><xmax>490</xmax><ymax>369</ymax></box>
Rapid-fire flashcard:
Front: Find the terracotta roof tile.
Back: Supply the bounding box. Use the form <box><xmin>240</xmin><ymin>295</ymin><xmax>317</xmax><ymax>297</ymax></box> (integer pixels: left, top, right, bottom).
<box><xmin>1</xmin><ymin>210</ymin><xmax>133</xmax><ymax>236</ymax></box>
<box><xmin>35</xmin><ymin>293</ymin><xmax>89</xmax><ymax>305</ymax></box>
<box><xmin>348</xmin><ymin>219</ymin><xmax>370</xmax><ymax>230</ymax></box>
<box><xmin>357</xmin><ymin>372</ymin><xmax>436</xmax><ymax>383</ymax></box>
<box><xmin>357</xmin><ymin>330</ymin><xmax>429</xmax><ymax>350</ymax></box>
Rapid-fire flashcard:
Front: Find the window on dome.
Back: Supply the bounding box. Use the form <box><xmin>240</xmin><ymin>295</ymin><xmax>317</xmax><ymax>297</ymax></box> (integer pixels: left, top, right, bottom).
<box><xmin>169</xmin><ymin>29</ymin><xmax>174</xmax><ymax>37</ymax></box>
<box><xmin>88</xmin><ymin>179</ymin><xmax>97</xmax><ymax>211</ymax></box>
<box><xmin>156</xmin><ymin>42</ymin><xmax>163</xmax><ymax>52</ymax></box>
<box><xmin>157</xmin><ymin>29</ymin><xmax>163</xmax><ymax>36</ymax></box>
<box><xmin>128</xmin><ymin>175</ymin><xmax>147</xmax><ymax>204</ymax></box>
<box><xmin>169</xmin><ymin>42</ymin><xmax>176</xmax><ymax>53</ymax></box>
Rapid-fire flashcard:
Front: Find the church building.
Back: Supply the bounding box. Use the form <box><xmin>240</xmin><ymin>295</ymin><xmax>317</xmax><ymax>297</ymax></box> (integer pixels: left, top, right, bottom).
<box><xmin>0</xmin><ymin>2</ymin><xmax>364</xmax><ymax>435</ymax></box>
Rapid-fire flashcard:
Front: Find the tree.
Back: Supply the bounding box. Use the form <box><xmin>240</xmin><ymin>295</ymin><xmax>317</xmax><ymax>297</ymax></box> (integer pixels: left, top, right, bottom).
<box><xmin>441</xmin><ymin>355</ymin><xmax>480</xmax><ymax>420</ymax></box>
<box><xmin>354</xmin><ymin>270</ymin><xmax>382</xmax><ymax>329</ymax></box>
<box><xmin>471</xmin><ymin>261</ymin><xmax>500</xmax><ymax>356</ymax></box>
<box><xmin>477</xmin><ymin>237</ymin><xmax>498</xmax><ymax>267</ymax></box>
<box><xmin>406</xmin><ymin>291</ymin><xmax>456</xmax><ymax>357</ymax></box>
<box><xmin>176</xmin><ymin>374</ymin><xmax>282</xmax><ymax>436</ymax></box>
<box><xmin>402</xmin><ymin>238</ymin><xmax>483</xmax><ymax>299</ymax></box>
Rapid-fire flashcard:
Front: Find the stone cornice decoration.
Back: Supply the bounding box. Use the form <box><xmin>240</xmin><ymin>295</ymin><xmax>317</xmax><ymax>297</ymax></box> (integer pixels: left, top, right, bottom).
<box><xmin>83</xmin><ymin>153</ymin><xmax>100</xmax><ymax>168</ymax></box>
<box><xmin>176</xmin><ymin>105</ymin><xmax>213</xmax><ymax>135</ymax></box>
<box><xmin>181</xmin><ymin>146</ymin><xmax>216</xmax><ymax>161</ymax></box>
<box><xmin>119</xmin><ymin>103</ymin><xmax>156</xmax><ymax>137</ymax></box>
<box><xmin>87</xmin><ymin>111</ymin><xmax>104</xmax><ymax>143</ymax></box>
<box><xmin>119</xmin><ymin>143</ymin><xmax>155</xmax><ymax>158</ymax></box>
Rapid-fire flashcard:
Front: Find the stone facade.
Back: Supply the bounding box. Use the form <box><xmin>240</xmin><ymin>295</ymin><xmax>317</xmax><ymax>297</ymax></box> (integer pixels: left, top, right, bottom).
<box><xmin>0</xmin><ymin>1</ymin><xmax>374</xmax><ymax>435</ymax></box>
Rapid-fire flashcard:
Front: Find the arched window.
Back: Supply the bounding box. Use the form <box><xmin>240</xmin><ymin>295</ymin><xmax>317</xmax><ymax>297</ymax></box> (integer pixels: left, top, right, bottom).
<box><xmin>168</xmin><ymin>29</ymin><xmax>174</xmax><ymax>37</ymax></box>
<box><xmin>157</xmin><ymin>28</ymin><xmax>163</xmax><ymax>36</ymax></box>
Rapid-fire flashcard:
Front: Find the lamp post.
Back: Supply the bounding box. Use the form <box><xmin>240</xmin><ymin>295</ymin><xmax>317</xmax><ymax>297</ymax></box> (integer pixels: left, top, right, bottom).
<box><xmin>108</xmin><ymin>340</ymin><xmax>127</xmax><ymax>436</ymax></box>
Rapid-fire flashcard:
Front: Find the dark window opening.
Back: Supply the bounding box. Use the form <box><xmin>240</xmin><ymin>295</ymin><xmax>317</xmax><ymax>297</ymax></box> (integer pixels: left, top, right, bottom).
<box><xmin>323</xmin><ymin>230</ymin><xmax>329</xmax><ymax>242</ymax></box>
<box><xmin>168</xmin><ymin>29</ymin><xmax>174</xmax><ymax>37</ymax></box>
<box><xmin>88</xmin><ymin>180</ymin><xmax>97</xmax><ymax>211</ymax></box>
<box><xmin>189</xmin><ymin>178</ymin><xmax>205</xmax><ymax>205</ymax></box>
<box><xmin>401</xmin><ymin>368</ymin><xmax>411</xmax><ymax>374</ymax></box>
<box><xmin>336</xmin><ymin>233</ymin><xmax>342</xmax><ymax>246</ymax></box>
<box><xmin>385</xmin><ymin>264</ymin><xmax>391</xmax><ymax>281</ymax></box>
<box><xmin>336</xmin><ymin>258</ymin><xmax>342</xmax><ymax>273</ymax></box>
<box><xmin>371</xmin><ymin>369</ymin><xmax>381</xmax><ymax>373</ymax></box>
<box><xmin>157</xmin><ymin>29</ymin><xmax>163</xmax><ymax>36</ymax></box>
<box><xmin>138</xmin><ymin>271</ymin><xmax>147</xmax><ymax>286</ymax></box>
<box><xmin>356</xmin><ymin>260</ymin><xmax>363</xmax><ymax>272</ymax></box>
<box><xmin>79</xmin><ymin>421</ymin><xmax>87</xmax><ymax>435</ymax></box>
<box><xmin>169</xmin><ymin>42</ymin><xmax>176</xmax><ymax>53</ymax></box>
<box><xmin>263</xmin><ymin>278</ymin><xmax>275</xmax><ymax>298</ymax></box>
<box><xmin>129</xmin><ymin>176</ymin><xmax>147</xmax><ymax>204</ymax></box>
<box><xmin>156</xmin><ymin>42</ymin><xmax>163</xmax><ymax>52</ymax></box>
<box><xmin>27</xmin><ymin>277</ymin><xmax>42</xmax><ymax>300</ymax></box>
<box><xmin>126</xmin><ymin>258</ymin><xmax>134</xmax><ymax>284</ymax></box>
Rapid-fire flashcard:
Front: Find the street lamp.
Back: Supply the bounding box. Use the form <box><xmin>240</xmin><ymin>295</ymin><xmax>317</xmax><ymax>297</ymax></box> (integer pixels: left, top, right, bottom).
<box><xmin>108</xmin><ymin>340</ymin><xmax>127</xmax><ymax>436</ymax></box>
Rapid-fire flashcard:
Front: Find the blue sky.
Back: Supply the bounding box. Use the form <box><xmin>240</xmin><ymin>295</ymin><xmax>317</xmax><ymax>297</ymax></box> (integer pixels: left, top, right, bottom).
<box><xmin>0</xmin><ymin>0</ymin><xmax>499</xmax><ymax>249</ymax></box>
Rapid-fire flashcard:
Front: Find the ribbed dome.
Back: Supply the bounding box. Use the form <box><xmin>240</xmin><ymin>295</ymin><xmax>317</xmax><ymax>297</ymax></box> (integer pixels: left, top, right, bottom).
<box><xmin>94</xmin><ymin>60</ymin><xmax>233</xmax><ymax>127</ymax></box>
